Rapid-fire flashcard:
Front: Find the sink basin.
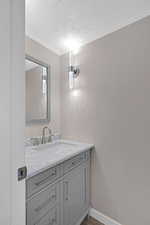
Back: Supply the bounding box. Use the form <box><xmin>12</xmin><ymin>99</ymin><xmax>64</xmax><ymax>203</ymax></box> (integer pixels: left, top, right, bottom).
<box><xmin>31</xmin><ymin>141</ymin><xmax>78</xmax><ymax>152</ymax></box>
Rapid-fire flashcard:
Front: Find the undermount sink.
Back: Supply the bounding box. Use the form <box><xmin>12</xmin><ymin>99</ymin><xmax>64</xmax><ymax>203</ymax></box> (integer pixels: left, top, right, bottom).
<box><xmin>31</xmin><ymin>140</ymin><xmax>78</xmax><ymax>152</ymax></box>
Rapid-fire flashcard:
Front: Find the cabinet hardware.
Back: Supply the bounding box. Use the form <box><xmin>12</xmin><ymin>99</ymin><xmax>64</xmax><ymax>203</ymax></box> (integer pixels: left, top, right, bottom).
<box><xmin>64</xmin><ymin>181</ymin><xmax>69</xmax><ymax>201</ymax></box>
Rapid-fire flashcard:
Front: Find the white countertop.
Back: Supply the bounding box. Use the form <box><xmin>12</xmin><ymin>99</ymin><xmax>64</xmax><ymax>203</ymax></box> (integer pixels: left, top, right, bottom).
<box><xmin>25</xmin><ymin>140</ymin><xmax>94</xmax><ymax>178</ymax></box>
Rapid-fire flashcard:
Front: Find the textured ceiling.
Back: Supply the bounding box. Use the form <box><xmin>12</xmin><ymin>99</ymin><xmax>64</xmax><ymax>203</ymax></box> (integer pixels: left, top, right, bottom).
<box><xmin>26</xmin><ymin>0</ymin><xmax>150</xmax><ymax>55</ymax></box>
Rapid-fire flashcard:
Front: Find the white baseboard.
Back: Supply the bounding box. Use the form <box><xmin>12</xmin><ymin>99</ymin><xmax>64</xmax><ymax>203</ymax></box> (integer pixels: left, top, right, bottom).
<box><xmin>89</xmin><ymin>208</ymin><xmax>122</xmax><ymax>225</ymax></box>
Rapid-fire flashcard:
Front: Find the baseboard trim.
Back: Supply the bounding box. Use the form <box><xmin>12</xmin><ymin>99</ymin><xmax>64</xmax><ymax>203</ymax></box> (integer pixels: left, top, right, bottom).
<box><xmin>89</xmin><ymin>208</ymin><xmax>122</xmax><ymax>225</ymax></box>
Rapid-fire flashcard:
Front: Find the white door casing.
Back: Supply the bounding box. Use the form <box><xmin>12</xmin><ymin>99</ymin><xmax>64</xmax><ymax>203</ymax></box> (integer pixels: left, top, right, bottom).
<box><xmin>0</xmin><ymin>0</ymin><xmax>25</xmax><ymax>225</ymax></box>
<box><xmin>11</xmin><ymin>0</ymin><xmax>25</xmax><ymax>225</ymax></box>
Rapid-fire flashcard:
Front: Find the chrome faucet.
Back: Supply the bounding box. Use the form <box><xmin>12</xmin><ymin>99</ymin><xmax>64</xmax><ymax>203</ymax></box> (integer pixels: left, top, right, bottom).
<box><xmin>41</xmin><ymin>126</ymin><xmax>52</xmax><ymax>144</ymax></box>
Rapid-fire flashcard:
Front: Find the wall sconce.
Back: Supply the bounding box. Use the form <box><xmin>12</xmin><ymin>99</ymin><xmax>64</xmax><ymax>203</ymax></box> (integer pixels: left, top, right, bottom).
<box><xmin>63</xmin><ymin>36</ymin><xmax>81</xmax><ymax>89</ymax></box>
<box><xmin>68</xmin><ymin>65</ymin><xmax>80</xmax><ymax>89</ymax></box>
<box><xmin>68</xmin><ymin>51</ymin><xmax>80</xmax><ymax>89</ymax></box>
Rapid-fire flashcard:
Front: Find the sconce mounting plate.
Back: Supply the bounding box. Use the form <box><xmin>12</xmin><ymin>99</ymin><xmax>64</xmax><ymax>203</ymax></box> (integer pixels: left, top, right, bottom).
<box><xmin>68</xmin><ymin>65</ymin><xmax>80</xmax><ymax>78</ymax></box>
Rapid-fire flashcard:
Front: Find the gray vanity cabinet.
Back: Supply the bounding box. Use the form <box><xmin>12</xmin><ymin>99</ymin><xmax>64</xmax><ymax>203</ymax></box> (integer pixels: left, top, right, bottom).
<box><xmin>63</xmin><ymin>161</ymin><xmax>90</xmax><ymax>225</ymax></box>
<box><xmin>63</xmin><ymin>165</ymin><xmax>84</xmax><ymax>225</ymax></box>
<box><xmin>26</xmin><ymin>150</ymin><xmax>90</xmax><ymax>225</ymax></box>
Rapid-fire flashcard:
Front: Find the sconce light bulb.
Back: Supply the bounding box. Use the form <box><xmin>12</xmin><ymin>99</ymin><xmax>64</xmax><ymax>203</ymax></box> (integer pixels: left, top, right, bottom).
<box><xmin>69</xmin><ymin>71</ymin><xmax>74</xmax><ymax>89</ymax></box>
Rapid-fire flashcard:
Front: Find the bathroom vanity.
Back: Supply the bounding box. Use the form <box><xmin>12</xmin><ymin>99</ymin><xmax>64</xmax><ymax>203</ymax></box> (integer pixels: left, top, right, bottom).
<box><xmin>25</xmin><ymin>140</ymin><xmax>93</xmax><ymax>225</ymax></box>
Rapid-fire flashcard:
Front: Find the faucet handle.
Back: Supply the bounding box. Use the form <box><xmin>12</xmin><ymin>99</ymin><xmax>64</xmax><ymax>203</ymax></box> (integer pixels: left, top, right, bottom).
<box><xmin>48</xmin><ymin>134</ymin><xmax>54</xmax><ymax>143</ymax></box>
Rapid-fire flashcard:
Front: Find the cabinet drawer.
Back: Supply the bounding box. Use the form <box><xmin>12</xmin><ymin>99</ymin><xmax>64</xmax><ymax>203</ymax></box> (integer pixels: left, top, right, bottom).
<box><xmin>29</xmin><ymin>205</ymin><xmax>60</xmax><ymax>225</ymax></box>
<box><xmin>26</xmin><ymin>165</ymin><xmax>61</xmax><ymax>198</ymax></box>
<box><xmin>35</xmin><ymin>205</ymin><xmax>60</xmax><ymax>225</ymax></box>
<box><xmin>27</xmin><ymin>183</ymin><xmax>60</xmax><ymax>225</ymax></box>
<box><xmin>63</xmin><ymin>152</ymin><xmax>88</xmax><ymax>174</ymax></box>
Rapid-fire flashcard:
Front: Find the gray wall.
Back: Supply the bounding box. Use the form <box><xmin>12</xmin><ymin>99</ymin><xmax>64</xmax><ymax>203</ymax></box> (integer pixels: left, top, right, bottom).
<box><xmin>25</xmin><ymin>37</ymin><xmax>61</xmax><ymax>137</ymax></box>
<box><xmin>60</xmin><ymin>16</ymin><xmax>150</xmax><ymax>225</ymax></box>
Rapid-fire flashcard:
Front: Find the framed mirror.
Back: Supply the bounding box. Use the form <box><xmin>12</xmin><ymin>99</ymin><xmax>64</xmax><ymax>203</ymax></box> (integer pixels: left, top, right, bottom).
<box><xmin>25</xmin><ymin>55</ymin><xmax>50</xmax><ymax>124</ymax></box>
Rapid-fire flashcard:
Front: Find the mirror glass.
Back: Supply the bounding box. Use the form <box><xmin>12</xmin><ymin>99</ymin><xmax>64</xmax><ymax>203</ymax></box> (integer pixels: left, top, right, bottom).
<box><xmin>25</xmin><ymin>56</ymin><xmax>50</xmax><ymax>124</ymax></box>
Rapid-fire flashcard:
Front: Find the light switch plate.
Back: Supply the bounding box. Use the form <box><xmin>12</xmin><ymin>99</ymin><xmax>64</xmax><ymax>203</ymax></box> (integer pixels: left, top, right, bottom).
<box><xmin>18</xmin><ymin>166</ymin><xmax>27</xmax><ymax>181</ymax></box>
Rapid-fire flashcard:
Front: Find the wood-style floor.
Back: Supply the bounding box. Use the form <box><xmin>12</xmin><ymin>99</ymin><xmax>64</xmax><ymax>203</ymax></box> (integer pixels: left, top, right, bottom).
<box><xmin>81</xmin><ymin>216</ymin><xmax>104</xmax><ymax>225</ymax></box>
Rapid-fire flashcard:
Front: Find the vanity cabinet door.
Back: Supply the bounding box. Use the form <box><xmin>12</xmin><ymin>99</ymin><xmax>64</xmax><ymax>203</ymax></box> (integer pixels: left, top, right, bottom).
<box><xmin>63</xmin><ymin>165</ymin><xmax>85</xmax><ymax>225</ymax></box>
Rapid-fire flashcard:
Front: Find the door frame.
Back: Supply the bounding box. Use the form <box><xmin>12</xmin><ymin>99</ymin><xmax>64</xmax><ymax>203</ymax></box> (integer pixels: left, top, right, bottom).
<box><xmin>0</xmin><ymin>0</ymin><xmax>25</xmax><ymax>225</ymax></box>
<box><xmin>10</xmin><ymin>1</ymin><xmax>25</xmax><ymax>225</ymax></box>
